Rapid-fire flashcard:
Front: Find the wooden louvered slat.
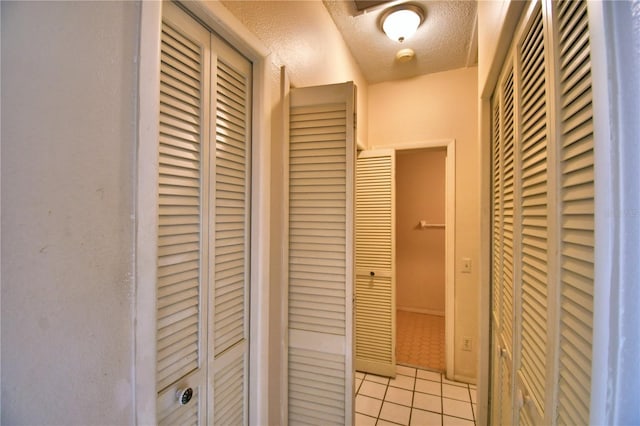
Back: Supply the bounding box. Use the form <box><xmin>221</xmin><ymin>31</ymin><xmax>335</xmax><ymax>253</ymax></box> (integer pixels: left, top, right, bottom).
<box><xmin>555</xmin><ymin>1</ymin><xmax>594</xmax><ymax>424</ymax></box>
<box><xmin>490</xmin><ymin>332</ymin><xmax>501</xmax><ymax>424</ymax></box>
<box><xmin>355</xmin><ymin>276</ymin><xmax>392</xmax><ymax>362</ymax></box>
<box><xmin>288</xmin><ymin>348</ymin><xmax>345</xmax><ymax>425</ymax></box>
<box><xmin>491</xmin><ymin>96</ymin><xmax>502</xmax><ymax>326</ymax></box>
<box><xmin>157</xmin><ymin>5</ymin><xmax>252</xmax><ymax>422</ymax></box>
<box><xmin>490</xmin><ymin>74</ymin><xmax>507</xmax><ymax>421</ymax></box>
<box><xmin>517</xmin><ymin>4</ymin><xmax>548</xmax><ymax>414</ymax></box>
<box><xmin>213</xmin><ymin>55</ymin><xmax>250</xmax><ymax>358</ymax></box>
<box><xmin>157</xmin><ymin>19</ymin><xmax>202</xmax><ymax>395</ymax></box>
<box><xmin>289</xmin><ymin>103</ymin><xmax>348</xmax><ymax>334</ymax></box>
<box><xmin>213</xmin><ymin>353</ymin><xmax>245</xmax><ymax>425</ymax></box>
<box><xmin>489</xmin><ymin>1</ymin><xmax>597</xmax><ymax>423</ymax></box>
<box><xmin>355</xmin><ymin>151</ymin><xmax>395</xmax><ymax>375</ymax></box>
<box><xmin>499</xmin><ymin>356</ymin><xmax>513</xmax><ymax>425</ymax></box>
<box><xmin>288</xmin><ymin>83</ymin><xmax>354</xmax><ymax>424</ymax></box>
<box><xmin>501</xmin><ymin>67</ymin><xmax>515</xmax><ymax>357</ymax></box>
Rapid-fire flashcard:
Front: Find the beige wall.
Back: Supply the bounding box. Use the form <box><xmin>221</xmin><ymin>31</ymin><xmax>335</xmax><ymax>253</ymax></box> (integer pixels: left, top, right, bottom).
<box><xmin>2</xmin><ymin>1</ymin><xmax>138</xmax><ymax>423</ymax></box>
<box><xmin>219</xmin><ymin>2</ymin><xmax>368</xmax><ymax>423</ymax></box>
<box><xmin>477</xmin><ymin>0</ymin><xmax>526</xmax><ymax>96</ymax></box>
<box><xmin>368</xmin><ymin>67</ymin><xmax>479</xmax><ymax>381</ymax></box>
<box><xmin>396</xmin><ymin>148</ymin><xmax>446</xmax><ymax>315</ymax></box>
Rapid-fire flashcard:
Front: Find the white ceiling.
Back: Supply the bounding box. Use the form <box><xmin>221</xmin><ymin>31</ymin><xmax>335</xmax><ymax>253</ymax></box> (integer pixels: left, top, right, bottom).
<box><xmin>322</xmin><ymin>0</ymin><xmax>478</xmax><ymax>84</ymax></box>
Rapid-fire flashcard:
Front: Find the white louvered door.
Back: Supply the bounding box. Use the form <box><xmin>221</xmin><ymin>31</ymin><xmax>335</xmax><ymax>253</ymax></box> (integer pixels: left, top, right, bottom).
<box><xmin>490</xmin><ymin>56</ymin><xmax>516</xmax><ymax>426</ymax></box>
<box><xmin>157</xmin><ymin>5</ymin><xmax>210</xmax><ymax>423</ymax></box>
<box><xmin>488</xmin><ymin>0</ymin><xmax>596</xmax><ymax>425</ymax></box>
<box><xmin>287</xmin><ymin>82</ymin><xmax>355</xmax><ymax>425</ymax></box>
<box><xmin>157</xmin><ymin>3</ymin><xmax>251</xmax><ymax>424</ymax></box>
<box><xmin>490</xmin><ymin>93</ymin><xmax>504</xmax><ymax>426</ymax></box>
<box><xmin>553</xmin><ymin>0</ymin><xmax>595</xmax><ymax>423</ymax></box>
<box><xmin>210</xmin><ymin>32</ymin><xmax>252</xmax><ymax>426</ymax></box>
<box><xmin>355</xmin><ymin>149</ymin><xmax>396</xmax><ymax>377</ymax></box>
<box><xmin>515</xmin><ymin>3</ymin><xmax>549</xmax><ymax>424</ymax></box>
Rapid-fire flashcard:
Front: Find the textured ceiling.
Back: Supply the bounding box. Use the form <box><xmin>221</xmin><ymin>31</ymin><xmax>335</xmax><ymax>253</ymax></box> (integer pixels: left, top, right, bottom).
<box><xmin>323</xmin><ymin>0</ymin><xmax>478</xmax><ymax>83</ymax></box>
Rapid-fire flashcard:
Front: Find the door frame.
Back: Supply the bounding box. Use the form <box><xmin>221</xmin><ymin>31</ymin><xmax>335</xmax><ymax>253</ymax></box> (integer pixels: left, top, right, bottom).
<box><xmin>135</xmin><ymin>2</ymin><xmax>271</xmax><ymax>424</ymax></box>
<box><xmin>370</xmin><ymin>139</ymin><xmax>455</xmax><ymax>375</ymax></box>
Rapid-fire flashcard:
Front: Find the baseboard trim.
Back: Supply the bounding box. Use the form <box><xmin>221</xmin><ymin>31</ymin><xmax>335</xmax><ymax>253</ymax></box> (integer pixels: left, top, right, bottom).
<box><xmin>397</xmin><ymin>306</ymin><xmax>445</xmax><ymax>317</ymax></box>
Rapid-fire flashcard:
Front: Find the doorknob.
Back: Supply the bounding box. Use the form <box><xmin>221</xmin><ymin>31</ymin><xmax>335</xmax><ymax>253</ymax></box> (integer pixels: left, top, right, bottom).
<box><xmin>177</xmin><ymin>387</ymin><xmax>193</xmax><ymax>405</ymax></box>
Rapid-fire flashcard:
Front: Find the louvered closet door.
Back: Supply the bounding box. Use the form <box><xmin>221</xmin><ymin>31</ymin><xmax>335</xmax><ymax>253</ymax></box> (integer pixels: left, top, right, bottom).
<box><xmin>288</xmin><ymin>82</ymin><xmax>355</xmax><ymax>425</ymax></box>
<box><xmin>157</xmin><ymin>3</ymin><xmax>251</xmax><ymax>424</ymax></box>
<box><xmin>490</xmin><ymin>58</ymin><xmax>517</xmax><ymax>424</ymax></box>
<box><xmin>157</xmin><ymin>4</ymin><xmax>211</xmax><ymax>423</ymax></box>
<box><xmin>355</xmin><ymin>149</ymin><xmax>395</xmax><ymax>377</ymax></box>
<box><xmin>553</xmin><ymin>0</ymin><xmax>595</xmax><ymax>423</ymax></box>
<box><xmin>490</xmin><ymin>93</ymin><xmax>503</xmax><ymax>426</ymax></box>
<box><xmin>210</xmin><ymin>31</ymin><xmax>252</xmax><ymax>426</ymax></box>
<box><xmin>515</xmin><ymin>2</ymin><xmax>549</xmax><ymax>423</ymax></box>
<box><xmin>488</xmin><ymin>1</ymin><xmax>596</xmax><ymax>424</ymax></box>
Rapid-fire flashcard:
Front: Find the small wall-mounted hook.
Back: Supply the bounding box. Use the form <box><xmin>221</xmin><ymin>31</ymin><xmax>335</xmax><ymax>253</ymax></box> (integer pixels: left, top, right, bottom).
<box><xmin>370</xmin><ymin>271</ymin><xmax>375</xmax><ymax>277</ymax></box>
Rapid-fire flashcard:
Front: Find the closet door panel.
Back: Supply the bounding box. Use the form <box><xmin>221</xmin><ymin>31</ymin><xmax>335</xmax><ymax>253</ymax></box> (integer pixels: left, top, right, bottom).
<box><xmin>488</xmin><ymin>1</ymin><xmax>596</xmax><ymax>424</ymax></box>
<box><xmin>490</xmin><ymin>56</ymin><xmax>517</xmax><ymax>425</ymax></box>
<box><xmin>288</xmin><ymin>82</ymin><xmax>355</xmax><ymax>425</ymax></box>
<box><xmin>554</xmin><ymin>0</ymin><xmax>595</xmax><ymax>423</ymax></box>
<box><xmin>211</xmin><ymin>34</ymin><xmax>252</xmax><ymax>426</ymax></box>
<box><xmin>157</xmin><ymin>4</ymin><xmax>252</xmax><ymax>424</ymax></box>
<box><xmin>157</xmin><ymin>3</ymin><xmax>211</xmax><ymax>423</ymax></box>
<box><xmin>355</xmin><ymin>150</ymin><xmax>395</xmax><ymax>377</ymax></box>
<box><xmin>516</xmin><ymin>3</ymin><xmax>549</xmax><ymax>421</ymax></box>
<box><xmin>489</xmin><ymin>92</ymin><xmax>504</xmax><ymax>425</ymax></box>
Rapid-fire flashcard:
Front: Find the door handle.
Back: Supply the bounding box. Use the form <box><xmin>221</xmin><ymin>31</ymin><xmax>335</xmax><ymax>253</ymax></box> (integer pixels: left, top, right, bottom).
<box><xmin>177</xmin><ymin>387</ymin><xmax>193</xmax><ymax>405</ymax></box>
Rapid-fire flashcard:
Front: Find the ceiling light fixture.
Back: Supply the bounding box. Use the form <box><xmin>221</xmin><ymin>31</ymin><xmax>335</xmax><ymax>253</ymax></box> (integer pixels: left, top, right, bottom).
<box><xmin>380</xmin><ymin>4</ymin><xmax>425</xmax><ymax>43</ymax></box>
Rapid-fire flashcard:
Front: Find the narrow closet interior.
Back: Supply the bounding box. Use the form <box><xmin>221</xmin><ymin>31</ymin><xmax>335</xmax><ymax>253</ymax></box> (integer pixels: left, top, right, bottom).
<box><xmin>395</xmin><ymin>147</ymin><xmax>447</xmax><ymax>372</ymax></box>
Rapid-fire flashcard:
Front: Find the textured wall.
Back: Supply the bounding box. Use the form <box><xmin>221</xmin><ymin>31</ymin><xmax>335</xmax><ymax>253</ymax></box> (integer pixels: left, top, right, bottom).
<box><xmin>1</xmin><ymin>2</ymin><xmax>138</xmax><ymax>423</ymax></box>
<box><xmin>220</xmin><ymin>0</ymin><xmax>368</xmax><ymax>146</ymax></box>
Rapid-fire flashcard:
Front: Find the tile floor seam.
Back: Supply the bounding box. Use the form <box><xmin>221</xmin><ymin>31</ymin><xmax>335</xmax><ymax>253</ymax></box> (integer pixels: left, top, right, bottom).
<box><xmin>468</xmin><ymin>385</ymin><xmax>474</xmax><ymax>423</ymax></box>
<box><xmin>440</xmin><ymin>376</ymin><xmax>444</xmax><ymax>426</ymax></box>
<box><xmin>356</xmin><ymin>368</ymin><xmax>475</xmax><ymax>426</ymax></box>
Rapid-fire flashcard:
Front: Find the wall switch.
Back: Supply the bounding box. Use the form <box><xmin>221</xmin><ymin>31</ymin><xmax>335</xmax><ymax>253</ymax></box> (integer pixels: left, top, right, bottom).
<box><xmin>462</xmin><ymin>337</ymin><xmax>473</xmax><ymax>351</ymax></box>
<box><xmin>462</xmin><ymin>257</ymin><xmax>472</xmax><ymax>273</ymax></box>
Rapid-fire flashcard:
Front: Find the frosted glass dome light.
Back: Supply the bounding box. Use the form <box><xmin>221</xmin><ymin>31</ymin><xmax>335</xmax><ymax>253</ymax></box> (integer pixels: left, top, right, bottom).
<box><xmin>381</xmin><ymin>5</ymin><xmax>425</xmax><ymax>43</ymax></box>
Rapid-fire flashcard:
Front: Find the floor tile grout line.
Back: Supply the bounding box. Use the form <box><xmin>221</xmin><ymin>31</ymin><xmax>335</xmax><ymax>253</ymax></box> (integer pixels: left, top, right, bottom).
<box><xmin>408</xmin><ymin>366</ymin><xmax>417</xmax><ymax>426</ymax></box>
<box><xmin>358</xmin><ymin>367</ymin><xmax>476</xmax><ymax>426</ymax></box>
<box><xmin>440</xmin><ymin>372</ymin><xmax>445</xmax><ymax>426</ymax></box>
<box><xmin>377</xmin><ymin>378</ymin><xmax>389</xmax><ymax>424</ymax></box>
<box><xmin>468</xmin><ymin>384</ymin><xmax>476</xmax><ymax>425</ymax></box>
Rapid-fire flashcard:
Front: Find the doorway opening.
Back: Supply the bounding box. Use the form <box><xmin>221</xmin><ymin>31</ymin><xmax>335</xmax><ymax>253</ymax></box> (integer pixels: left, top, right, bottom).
<box><xmin>385</xmin><ymin>140</ymin><xmax>455</xmax><ymax>376</ymax></box>
<box><xmin>355</xmin><ymin>139</ymin><xmax>455</xmax><ymax>377</ymax></box>
<box><xmin>395</xmin><ymin>147</ymin><xmax>447</xmax><ymax>372</ymax></box>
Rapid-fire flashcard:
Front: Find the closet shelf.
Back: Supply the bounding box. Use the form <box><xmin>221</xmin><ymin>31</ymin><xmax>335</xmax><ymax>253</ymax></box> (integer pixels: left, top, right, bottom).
<box><xmin>419</xmin><ymin>220</ymin><xmax>445</xmax><ymax>229</ymax></box>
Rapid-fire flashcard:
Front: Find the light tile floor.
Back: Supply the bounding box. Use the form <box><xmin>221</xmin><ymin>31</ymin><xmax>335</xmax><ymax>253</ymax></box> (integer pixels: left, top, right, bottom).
<box><xmin>355</xmin><ymin>365</ymin><xmax>477</xmax><ymax>426</ymax></box>
<box><xmin>396</xmin><ymin>310</ymin><xmax>445</xmax><ymax>371</ymax></box>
